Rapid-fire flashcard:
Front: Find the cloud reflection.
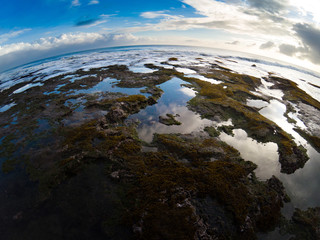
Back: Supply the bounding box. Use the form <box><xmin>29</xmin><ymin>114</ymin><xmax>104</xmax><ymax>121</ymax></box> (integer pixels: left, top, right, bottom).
<box><xmin>219</xmin><ymin>129</ymin><xmax>280</xmax><ymax>180</ymax></box>
<box><xmin>136</xmin><ymin>103</ymin><xmax>212</xmax><ymax>142</ymax></box>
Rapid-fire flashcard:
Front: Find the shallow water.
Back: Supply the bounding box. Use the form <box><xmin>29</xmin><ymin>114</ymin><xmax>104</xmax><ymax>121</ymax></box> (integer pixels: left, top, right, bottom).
<box><xmin>13</xmin><ymin>82</ymin><xmax>44</xmax><ymax>94</ymax></box>
<box><xmin>219</xmin><ymin>129</ymin><xmax>280</xmax><ymax>180</ymax></box>
<box><xmin>129</xmin><ymin>77</ymin><xmax>213</xmax><ymax>142</ymax></box>
<box><xmin>246</xmin><ymin>99</ymin><xmax>269</xmax><ymax>108</ymax></box>
<box><xmin>255</xmin><ymin>78</ymin><xmax>284</xmax><ymax>100</ymax></box>
<box><xmin>0</xmin><ymin>102</ymin><xmax>16</xmax><ymax>113</ymax></box>
<box><xmin>259</xmin><ymin>99</ymin><xmax>307</xmax><ymax>145</ymax></box>
<box><xmin>278</xmin><ymin>145</ymin><xmax>320</xmax><ymax>209</ymax></box>
<box><xmin>71</xmin><ymin>77</ymin><xmax>150</xmax><ymax>96</ymax></box>
<box><xmin>185</xmin><ymin>74</ymin><xmax>222</xmax><ymax>84</ymax></box>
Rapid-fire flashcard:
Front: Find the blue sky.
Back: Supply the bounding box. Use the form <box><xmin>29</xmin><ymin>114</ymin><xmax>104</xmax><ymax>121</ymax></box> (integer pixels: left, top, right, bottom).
<box><xmin>1</xmin><ymin>0</ymin><xmax>320</xmax><ymax>72</ymax></box>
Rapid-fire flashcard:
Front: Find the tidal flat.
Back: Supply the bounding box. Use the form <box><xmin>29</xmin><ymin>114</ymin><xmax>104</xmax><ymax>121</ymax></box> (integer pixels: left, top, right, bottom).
<box><xmin>0</xmin><ymin>47</ymin><xmax>320</xmax><ymax>240</ymax></box>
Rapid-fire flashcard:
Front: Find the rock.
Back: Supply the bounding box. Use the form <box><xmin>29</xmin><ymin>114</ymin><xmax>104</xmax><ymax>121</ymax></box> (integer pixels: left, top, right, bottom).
<box><xmin>278</xmin><ymin>144</ymin><xmax>309</xmax><ymax>174</ymax></box>
<box><xmin>147</xmin><ymin>96</ymin><xmax>157</xmax><ymax>105</ymax></box>
<box><xmin>267</xmin><ymin>176</ymin><xmax>290</xmax><ymax>203</ymax></box>
<box><xmin>106</xmin><ymin>107</ymin><xmax>127</xmax><ymax>122</ymax></box>
<box><xmin>159</xmin><ymin>113</ymin><xmax>181</xmax><ymax>126</ymax></box>
<box><xmin>292</xmin><ymin>208</ymin><xmax>320</xmax><ymax>239</ymax></box>
<box><xmin>281</xmin><ymin>207</ymin><xmax>320</xmax><ymax>240</ymax></box>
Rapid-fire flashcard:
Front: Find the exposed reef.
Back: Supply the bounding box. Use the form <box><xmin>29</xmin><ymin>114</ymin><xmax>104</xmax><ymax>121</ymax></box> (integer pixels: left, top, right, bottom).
<box><xmin>184</xmin><ymin>70</ymin><xmax>310</xmax><ymax>173</ymax></box>
<box><xmin>159</xmin><ymin>113</ymin><xmax>181</xmax><ymax>126</ymax></box>
<box><xmin>280</xmin><ymin>207</ymin><xmax>320</xmax><ymax>240</ymax></box>
<box><xmin>0</xmin><ymin>58</ymin><xmax>319</xmax><ymax>240</ymax></box>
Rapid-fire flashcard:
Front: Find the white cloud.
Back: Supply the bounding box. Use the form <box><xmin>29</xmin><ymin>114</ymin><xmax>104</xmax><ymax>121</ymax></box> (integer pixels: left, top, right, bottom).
<box><xmin>130</xmin><ymin>0</ymin><xmax>319</xmax><ymax>71</ymax></box>
<box><xmin>80</xmin><ymin>20</ymin><xmax>107</xmax><ymax>28</ymax></box>
<box><xmin>136</xmin><ymin>0</ymin><xmax>292</xmax><ymax>39</ymax></box>
<box><xmin>71</xmin><ymin>0</ymin><xmax>81</xmax><ymax>6</ymax></box>
<box><xmin>100</xmin><ymin>14</ymin><xmax>117</xmax><ymax>18</ymax></box>
<box><xmin>88</xmin><ymin>0</ymin><xmax>99</xmax><ymax>5</ymax></box>
<box><xmin>141</xmin><ymin>11</ymin><xmax>178</xmax><ymax>19</ymax></box>
<box><xmin>260</xmin><ymin>41</ymin><xmax>275</xmax><ymax>49</ymax></box>
<box><xmin>289</xmin><ymin>0</ymin><xmax>320</xmax><ymax>23</ymax></box>
<box><xmin>0</xmin><ymin>32</ymin><xmax>151</xmax><ymax>72</ymax></box>
<box><xmin>0</xmin><ymin>29</ymin><xmax>31</xmax><ymax>44</ymax></box>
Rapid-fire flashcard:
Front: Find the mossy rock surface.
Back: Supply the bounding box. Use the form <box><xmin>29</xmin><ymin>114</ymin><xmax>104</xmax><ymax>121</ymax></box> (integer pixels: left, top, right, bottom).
<box><xmin>1</xmin><ymin>61</ymin><xmax>318</xmax><ymax>240</ymax></box>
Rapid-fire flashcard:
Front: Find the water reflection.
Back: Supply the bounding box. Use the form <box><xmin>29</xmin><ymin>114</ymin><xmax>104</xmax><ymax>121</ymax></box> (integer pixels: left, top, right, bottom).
<box><xmin>256</xmin><ymin>78</ymin><xmax>284</xmax><ymax>100</ymax></box>
<box><xmin>219</xmin><ymin>127</ymin><xmax>320</xmax><ymax>211</ymax></box>
<box><xmin>259</xmin><ymin>100</ymin><xmax>307</xmax><ymax>145</ymax></box>
<box><xmin>129</xmin><ymin>77</ymin><xmax>212</xmax><ymax>142</ymax></box>
<box><xmin>185</xmin><ymin>74</ymin><xmax>222</xmax><ymax>84</ymax></box>
<box><xmin>279</xmin><ymin>146</ymin><xmax>320</xmax><ymax>209</ymax></box>
<box><xmin>129</xmin><ymin>66</ymin><xmax>155</xmax><ymax>73</ymax></box>
<box><xmin>0</xmin><ymin>102</ymin><xmax>16</xmax><ymax>113</ymax></box>
<box><xmin>135</xmin><ymin>104</ymin><xmax>213</xmax><ymax>143</ymax></box>
<box><xmin>179</xmin><ymin>87</ymin><xmax>196</xmax><ymax>97</ymax></box>
<box><xmin>13</xmin><ymin>82</ymin><xmax>43</xmax><ymax>94</ymax></box>
<box><xmin>246</xmin><ymin>99</ymin><xmax>269</xmax><ymax>108</ymax></box>
<box><xmin>219</xmin><ymin>129</ymin><xmax>280</xmax><ymax>180</ymax></box>
<box><xmin>175</xmin><ymin>67</ymin><xmax>197</xmax><ymax>74</ymax></box>
<box><xmin>71</xmin><ymin>77</ymin><xmax>149</xmax><ymax>96</ymax></box>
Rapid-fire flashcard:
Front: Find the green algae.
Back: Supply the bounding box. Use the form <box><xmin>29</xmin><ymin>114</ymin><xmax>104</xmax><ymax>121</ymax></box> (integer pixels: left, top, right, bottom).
<box><xmin>280</xmin><ymin>207</ymin><xmax>320</xmax><ymax>240</ymax></box>
<box><xmin>154</xmin><ymin>133</ymin><xmax>240</xmax><ymax>163</ymax></box>
<box><xmin>294</xmin><ymin>128</ymin><xmax>320</xmax><ymax>153</ymax></box>
<box><xmin>0</xmin><ymin>62</ymin><xmax>302</xmax><ymax>239</ymax></box>
<box><xmin>122</xmin><ymin>147</ymin><xmax>283</xmax><ymax>239</ymax></box>
<box><xmin>116</xmin><ymin>94</ymin><xmax>147</xmax><ymax>103</ymax></box>
<box><xmin>217</xmin><ymin>125</ymin><xmax>235</xmax><ymax>136</ymax></box>
<box><xmin>204</xmin><ymin>126</ymin><xmax>220</xmax><ymax>137</ymax></box>
<box><xmin>159</xmin><ymin>113</ymin><xmax>181</xmax><ymax>126</ymax></box>
<box><xmin>269</xmin><ymin>76</ymin><xmax>320</xmax><ymax>110</ymax></box>
<box><xmin>184</xmin><ymin>71</ymin><xmax>309</xmax><ymax>173</ymax></box>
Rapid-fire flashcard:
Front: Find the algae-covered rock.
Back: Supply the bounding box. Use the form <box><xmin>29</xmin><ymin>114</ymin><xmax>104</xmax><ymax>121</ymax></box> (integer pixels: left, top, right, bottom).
<box><xmin>281</xmin><ymin>207</ymin><xmax>320</xmax><ymax>240</ymax></box>
<box><xmin>159</xmin><ymin>113</ymin><xmax>181</xmax><ymax>126</ymax></box>
<box><xmin>1</xmin><ymin>49</ymin><xmax>319</xmax><ymax>240</ymax></box>
<box><xmin>278</xmin><ymin>142</ymin><xmax>309</xmax><ymax>174</ymax></box>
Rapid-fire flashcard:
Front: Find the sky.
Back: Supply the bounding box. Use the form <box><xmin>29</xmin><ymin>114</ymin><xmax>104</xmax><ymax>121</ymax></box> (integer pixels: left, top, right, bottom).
<box><xmin>0</xmin><ymin>0</ymin><xmax>320</xmax><ymax>73</ymax></box>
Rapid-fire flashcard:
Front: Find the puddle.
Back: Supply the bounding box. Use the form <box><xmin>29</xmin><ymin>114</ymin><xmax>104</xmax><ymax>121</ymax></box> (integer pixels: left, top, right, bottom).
<box><xmin>71</xmin><ymin>77</ymin><xmax>150</xmax><ymax>96</ymax></box>
<box><xmin>0</xmin><ymin>102</ymin><xmax>16</xmax><ymax>113</ymax></box>
<box><xmin>43</xmin><ymin>83</ymin><xmax>67</xmax><ymax>95</ymax></box>
<box><xmin>175</xmin><ymin>67</ymin><xmax>197</xmax><ymax>75</ymax></box>
<box><xmin>246</xmin><ymin>99</ymin><xmax>269</xmax><ymax>108</ymax></box>
<box><xmin>278</xmin><ymin>145</ymin><xmax>320</xmax><ymax>209</ymax></box>
<box><xmin>13</xmin><ymin>82</ymin><xmax>43</xmax><ymax>94</ymax></box>
<box><xmin>219</xmin><ymin>129</ymin><xmax>280</xmax><ymax>180</ymax></box>
<box><xmin>129</xmin><ymin>66</ymin><xmax>156</xmax><ymax>73</ymax></box>
<box><xmin>34</xmin><ymin>119</ymin><xmax>50</xmax><ymax>134</ymax></box>
<box><xmin>68</xmin><ymin>74</ymin><xmax>97</xmax><ymax>83</ymax></box>
<box><xmin>255</xmin><ymin>78</ymin><xmax>284</xmax><ymax>100</ymax></box>
<box><xmin>179</xmin><ymin>87</ymin><xmax>197</xmax><ymax>97</ymax></box>
<box><xmin>259</xmin><ymin>100</ymin><xmax>307</xmax><ymax>145</ymax></box>
<box><xmin>129</xmin><ymin>77</ymin><xmax>213</xmax><ymax>142</ymax></box>
<box><xmin>186</xmin><ymin>74</ymin><xmax>222</xmax><ymax>84</ymax></box>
